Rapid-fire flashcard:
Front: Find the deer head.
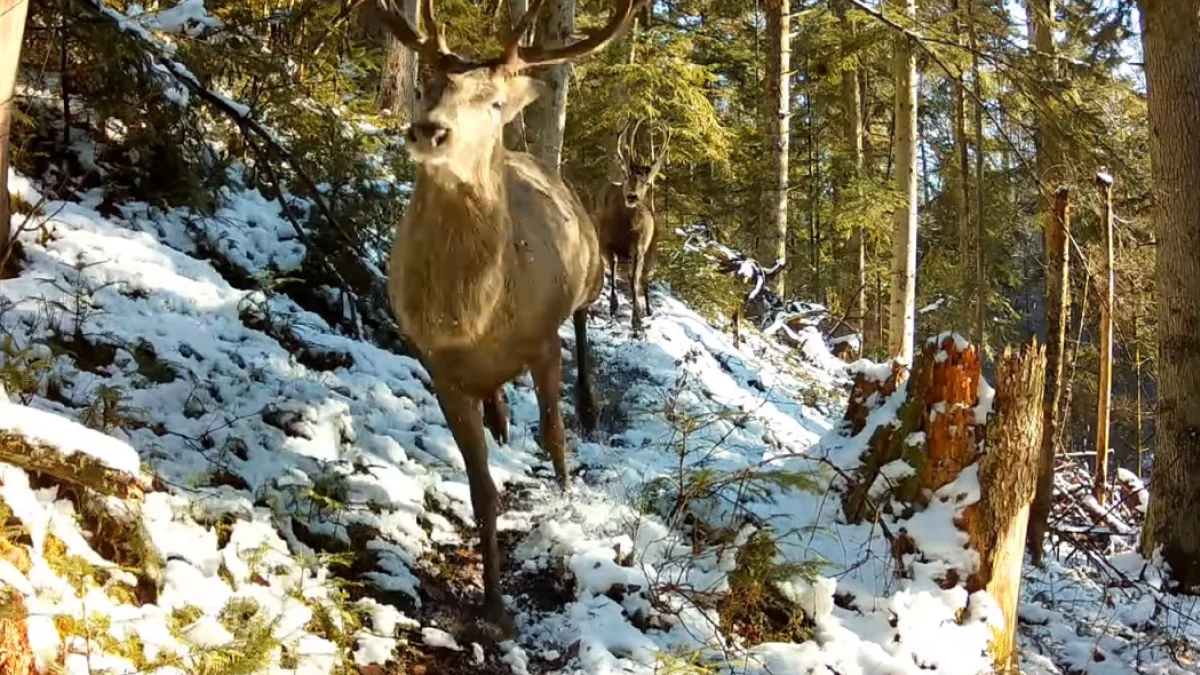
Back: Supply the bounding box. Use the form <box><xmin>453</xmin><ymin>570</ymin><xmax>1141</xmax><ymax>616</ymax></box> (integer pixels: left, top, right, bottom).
<box><xmin>368</xmin><ymin>0</ymin><xmax>644</xmax><ymax>181</ymax></box>
<box><xmin>614</xmin><ymin>119</ymin><xmax>671</xmax><ymax>208</ymax></box>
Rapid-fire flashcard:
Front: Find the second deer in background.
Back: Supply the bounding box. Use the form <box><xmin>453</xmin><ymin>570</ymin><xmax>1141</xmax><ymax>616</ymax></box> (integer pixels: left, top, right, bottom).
<box><xmin>596</xmin><ymin>120</ymin><xmax>670</xmax><ymax>335</ymax></box>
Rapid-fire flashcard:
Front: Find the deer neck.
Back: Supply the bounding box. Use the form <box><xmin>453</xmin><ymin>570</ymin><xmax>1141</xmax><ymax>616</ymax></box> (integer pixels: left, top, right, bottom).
<box><xmin>394</xmin><ymin>148</ymin><xmax>513</xmax><ymax>350</ymax></box>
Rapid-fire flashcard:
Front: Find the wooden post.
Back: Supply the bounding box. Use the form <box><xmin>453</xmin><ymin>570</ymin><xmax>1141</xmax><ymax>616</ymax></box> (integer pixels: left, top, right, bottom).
<box><xmin>1094</xmin><ymin>173</ymin><xmax>1114</xmax><ymax>504</ymax></box>
<box><xmin>1</xmin><ymin>0</ymin><xmax>31</xmax><ymax>261</ymax></box>
<box><xmin>1028</xmin><ymin>186</ymin><xmax>1070</xmax><ymax>565</ymax></box>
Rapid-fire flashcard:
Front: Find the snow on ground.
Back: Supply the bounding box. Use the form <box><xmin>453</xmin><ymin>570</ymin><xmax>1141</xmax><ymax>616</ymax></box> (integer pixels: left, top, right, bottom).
<box><xmin>1</xmin><ymin>165</ymin><xmax>1198</xmax><ymax>675</ymax></box>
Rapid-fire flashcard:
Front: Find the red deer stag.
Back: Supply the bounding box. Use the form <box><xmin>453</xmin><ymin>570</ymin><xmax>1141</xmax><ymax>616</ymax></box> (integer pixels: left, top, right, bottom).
<box><xmin>597</xmin><ymin>120</ymin><xmax>671</xmax><ymax>335</ymax></box>
<box><xmin>370</xmin><ymin>0</ymin><xmax>642</xmax><ymax>636</ymax></box>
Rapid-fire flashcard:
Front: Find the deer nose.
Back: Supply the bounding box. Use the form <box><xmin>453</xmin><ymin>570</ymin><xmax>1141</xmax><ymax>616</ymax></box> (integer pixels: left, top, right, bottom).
<box><xmin>409</xmin><ymin>122</ymin><xmax>450</xmax><ymax>147</ymax></box>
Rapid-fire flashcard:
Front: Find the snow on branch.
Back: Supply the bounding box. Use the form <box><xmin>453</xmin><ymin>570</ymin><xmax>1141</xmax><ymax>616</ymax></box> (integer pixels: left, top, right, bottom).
<box><xmin>0</xmin><ymin>402</ymin><xmax>148</xmax><ymax>499</ymax></box>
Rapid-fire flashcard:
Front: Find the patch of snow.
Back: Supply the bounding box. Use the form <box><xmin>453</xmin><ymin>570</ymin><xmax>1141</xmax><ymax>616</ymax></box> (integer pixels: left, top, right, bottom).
<box><xmin>422</xmin><ymin>626</ymin><xmax>462</xmax><ymax>651</ymax></box>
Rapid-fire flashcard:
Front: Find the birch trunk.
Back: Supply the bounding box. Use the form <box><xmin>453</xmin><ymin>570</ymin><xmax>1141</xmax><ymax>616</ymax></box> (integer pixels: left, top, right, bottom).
<box><xmin>888</xmin><ymin>0</ymin><xmax>918</xmax><ymax>364</ymax></box>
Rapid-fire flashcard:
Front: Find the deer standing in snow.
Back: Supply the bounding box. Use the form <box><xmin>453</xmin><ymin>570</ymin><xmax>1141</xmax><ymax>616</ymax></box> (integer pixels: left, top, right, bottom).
<box><xmin>370</xmin><ymin>0</ymin><xmax>643</xmax><ymax>636</ymax></box>
<box><xmin>596</xmin><ymin>120</ymin><xmax>670</xmax><ymax>335</ymax></box>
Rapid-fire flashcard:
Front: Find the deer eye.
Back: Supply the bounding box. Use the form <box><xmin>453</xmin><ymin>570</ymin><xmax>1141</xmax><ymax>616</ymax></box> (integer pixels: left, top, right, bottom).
<box><xmin>492</xmin><ymin>100</ymin><xmax>504</xmax><ymax>111</ymax></box>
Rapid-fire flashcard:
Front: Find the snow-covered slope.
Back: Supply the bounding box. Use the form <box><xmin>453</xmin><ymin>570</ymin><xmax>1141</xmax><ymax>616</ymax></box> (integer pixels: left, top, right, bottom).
<box><xmin>1</xmin><ymin>168</ymin><xmax>1197</xmax><ymax>675</ymax></box>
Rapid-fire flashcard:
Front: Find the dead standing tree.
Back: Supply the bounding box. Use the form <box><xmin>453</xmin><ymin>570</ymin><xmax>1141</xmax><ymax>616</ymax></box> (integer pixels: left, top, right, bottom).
<box><xmin>841</xmin><ymin>335</ymin><xmax>1046</xmax><ymax>671</ymax></box>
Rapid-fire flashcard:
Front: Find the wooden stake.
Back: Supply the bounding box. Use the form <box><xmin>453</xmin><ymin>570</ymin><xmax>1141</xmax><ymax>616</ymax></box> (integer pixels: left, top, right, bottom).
<box><xmin>1094</xmin><ymin>172</ymin><xmax>1114</xmax><ymax>504</ymax></box>
<box><xmin>1134</xmin><ymin>311</ymin><xmax>1144</xmax><ymax>479</ymax></box>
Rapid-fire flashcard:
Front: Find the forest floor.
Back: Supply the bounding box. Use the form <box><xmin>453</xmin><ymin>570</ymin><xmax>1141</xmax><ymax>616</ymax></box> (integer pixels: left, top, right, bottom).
<box><xmin>1</xmin><ymin>161</ymin><xmax>1199</xmax><ymax>675</ymax></box>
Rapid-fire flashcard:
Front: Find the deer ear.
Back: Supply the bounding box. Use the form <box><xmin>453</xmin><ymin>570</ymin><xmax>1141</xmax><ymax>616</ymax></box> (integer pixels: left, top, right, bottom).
<box><xmin>502</xmin><ymin>76</ymin><xmax>548</xmax><ymax>123</ymax></box>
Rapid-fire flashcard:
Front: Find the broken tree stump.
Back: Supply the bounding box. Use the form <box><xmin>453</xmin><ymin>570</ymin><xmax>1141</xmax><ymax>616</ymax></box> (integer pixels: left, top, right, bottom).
<box><xmin>838</xmin><ymin>335</ymin><xmax>1047</xmax><ymax>672</ymax></box>
<box><xmin>962</xmin><ymin>340</ymin><xmax>1046</xmax><ymax>671</ymax></box>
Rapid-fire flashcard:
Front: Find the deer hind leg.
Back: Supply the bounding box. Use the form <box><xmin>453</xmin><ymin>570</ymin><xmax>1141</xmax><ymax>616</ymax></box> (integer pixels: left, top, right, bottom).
<box><xmin>608</xmin><ymin>253</ymin><xmax>619</xmax><ymax>318</ymax></box>
<box><xmin>432</xmin><ymin>383</ymin><xmax>512</xmax><ymax>636</ymax></box>
<box><xmin>642</xmin><ymin>273</ymin><xmax>653</xmax><ymax>318</ymax></box>
<box><xmin>482</xmin><ymin>387</ymin><xmax>509</xmax><ymax>446</ymax></box>
<box><xmin>531</xmin><ymin>338</ymin><xmax>569</xmax><ymax>488</ymax></box>
<box><xmin>573</xmin><ymin>308</ymin><xmax>598</xmax><ymax>435</ymax></box>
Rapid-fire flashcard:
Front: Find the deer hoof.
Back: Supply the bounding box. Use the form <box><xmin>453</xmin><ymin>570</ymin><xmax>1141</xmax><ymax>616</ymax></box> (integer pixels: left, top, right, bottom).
<box><xmin>482</xmin><ymin>608</ymin><xmax>517</xmax><ymax>642</ymax></box>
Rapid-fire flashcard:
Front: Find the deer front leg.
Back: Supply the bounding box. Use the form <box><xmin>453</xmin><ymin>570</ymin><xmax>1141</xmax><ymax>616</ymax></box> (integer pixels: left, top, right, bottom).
<box><xmin>432</xmin><ymin>383</ymin><xmax>512</xmax><ymax>637</ymax></box>
<box><xmin>630</xmin><ymin>249</ymin><xmax>645</xmax><ymax>336</ymax></box>
<box><xmin>573</xmin><ymin>308</ymin><xmax>598</xmax><ymax>435</ymax></box>
<box><xmin>642</xmin><ymin>276</ymin><xmax>652</xmax><ymax>318</ymax></box>
<box><xmin>482</xmin><ymin>387</ymin><xmax>509</xmax><ymax>446</ymax></box>
<box><xmin>531</xmin><ymin>337</ymin><xmax>569</xmax><ymax>488</ymax></box>
<box><xmin>608</xmin><ymin>253</ymin><xmax>619</xmax><ymax>318</ymax></box>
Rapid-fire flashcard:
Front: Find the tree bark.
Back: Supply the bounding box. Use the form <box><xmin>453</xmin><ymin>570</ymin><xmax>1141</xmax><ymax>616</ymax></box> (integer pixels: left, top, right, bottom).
<box><xmin>1094</xmin><ymin>173</ymin><xmax>1114</xmax><ymax>504</ymax></box>
<box><xmin>1</xmin><ymin>0</ymin><xmax>31</xmax><ymax>261</ymax></box>
<box><xmin>951</xmin><ymin>0</ymin><xmax>970</xmax><ymax>271</ymax></box>
<box><xmin>1138</xmin><ymin>0</ymin><xmax>1200</xmax><ymax>588</ymax></box>
<box><xmin>526</xmin><ymin>0</ymin><xmax>575</xmax><ymax>173</ymax></box>
<box><xmin>888</xmin><ymin>0</ymin><xmax>918</xmax><ymax>364</ymax></box>
<box><xmin>760</xmin><ymin>0</ymin><xmax>791</xmax><ymax>295</ymax></box>
<box><xmin>375</xmin><ymin>0</ymin><xmax>418</xmax><ymax>120</ymax></box>
<box><xmin>1028</xmin><ymin>187</ymin><xmax>1070</xmax><ymax>564</ymax></box>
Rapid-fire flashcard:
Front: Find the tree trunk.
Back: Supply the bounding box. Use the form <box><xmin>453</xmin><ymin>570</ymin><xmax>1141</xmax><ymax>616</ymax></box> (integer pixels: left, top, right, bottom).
<box><xmin>1093</xmin><ymin>173</ymin><xmax>1114</xmax><ymax>504</ymax></box>
<box><xmin>503</xmin><ymin>0</ymin><xmax>530</xmax><ymax>152</ymax></box>
<box><xmin>1</xmin><ymin>0</ymin><xmax>31</xmax><ymax>261</ymax></box>
<box><xmin>1138</xmin><ymin>0</ymin><xmax>1200</xmax><ymax>588</ymax></box>
<box><xmin>888</xmin><ymin>0</ymin><xmax>918</xmax><ymax>364</ymax></box>
<box><xmin>526</xmin><ymin>0</ymin><xmax>575</xmax><ymax>173</ymax></box>
<box><xmin>760</xmin><ymin>0</ymin><xmax>790</xmax><ymax>295</ymax></box>
<box><xmin>838</xmin><ymin>0</ymin><xmax>867</xmax><ymax>348</ymax></box>
<box><xmin>1028</xmin><ymin>187</ymin><xmax>1070</xmax><ymax>565</ymax></box>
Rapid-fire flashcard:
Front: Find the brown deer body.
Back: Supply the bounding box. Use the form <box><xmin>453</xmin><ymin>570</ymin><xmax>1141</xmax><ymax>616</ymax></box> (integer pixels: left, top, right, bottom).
<box><xmin>372</xmin><ymin>0</ymin><xmax>642</xmax><ymax>635</ymax></box>
<box><xmin>596</xmin><ymin>121</ymin><xmax>669</xmax><ymax>334</ymax></box>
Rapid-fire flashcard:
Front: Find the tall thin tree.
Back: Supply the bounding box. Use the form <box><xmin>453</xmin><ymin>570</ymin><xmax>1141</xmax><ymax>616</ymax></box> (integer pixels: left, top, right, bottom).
<box><xmin>761</xmin><ymin>0</ymin><xmax>791</xmax><ymax>295</ymax></box>
<box><xmin>838</xmin><ymin>0</ymin><xmax>866</xmax><ymax>347</ymax></box>
<box><xmin>1026</xmin><ymin>0</ymin><xmax>1068</xmax><ymax>561</ymax></box>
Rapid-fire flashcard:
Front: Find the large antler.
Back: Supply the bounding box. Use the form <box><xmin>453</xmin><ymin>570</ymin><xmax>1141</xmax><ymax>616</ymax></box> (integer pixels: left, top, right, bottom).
<box><xmin>367</xmin><ymin>0</ymin><xmax>455</xmax><ymax>63</ymax></box>
<box><xmin>498</xmin><ymin>0</ymin><xmax>646</xmax><ymax>70</ymax></box>
<box><xmin>367</xmin><ymin>0</ymin><xmax>643</xmax><ymax>73</ymax></box>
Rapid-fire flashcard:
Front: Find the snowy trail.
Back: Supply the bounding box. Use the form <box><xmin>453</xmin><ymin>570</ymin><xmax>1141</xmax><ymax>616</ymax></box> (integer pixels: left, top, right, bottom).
<box><xmin>1</xmin><ymin>169</ymin><xmax>1198</xmax><ymax>675</ymax></box>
